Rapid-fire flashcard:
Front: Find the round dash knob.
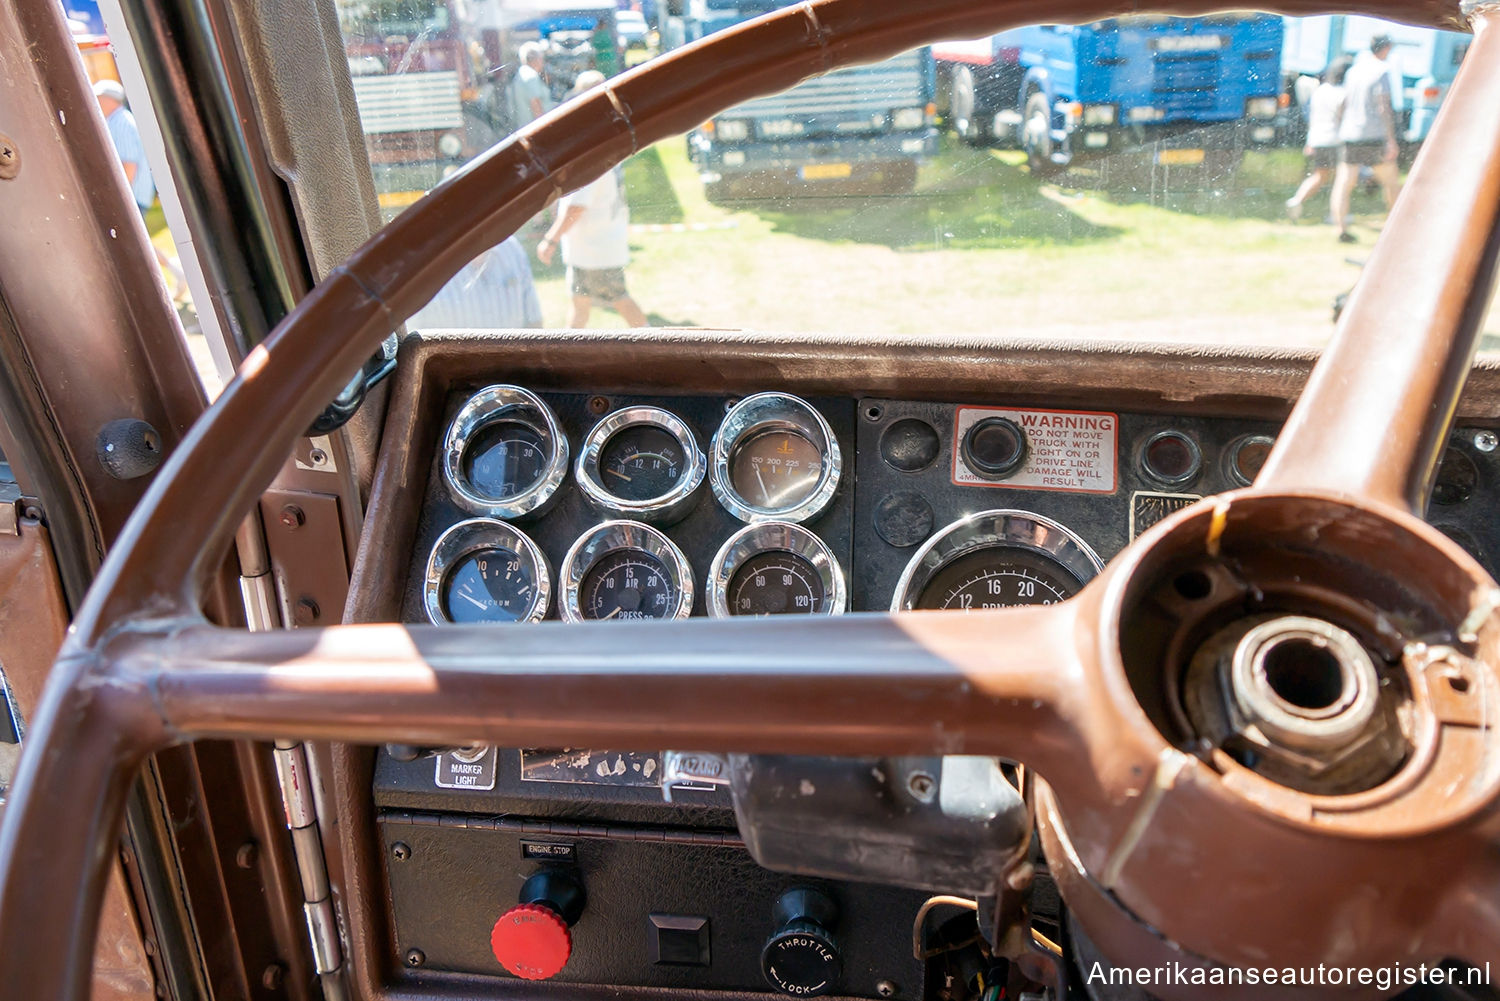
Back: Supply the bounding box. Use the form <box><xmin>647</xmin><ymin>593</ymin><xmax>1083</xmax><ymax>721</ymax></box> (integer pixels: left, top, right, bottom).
<box><xmin>491</xmin><ymin>902</ymin><xmax>572</xmax><ymax>980</ymax></box>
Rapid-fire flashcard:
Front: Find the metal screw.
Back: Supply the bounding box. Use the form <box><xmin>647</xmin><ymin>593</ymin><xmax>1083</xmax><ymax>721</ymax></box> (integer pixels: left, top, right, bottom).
<box><xmin>906</xmin><ymin>770</ymin><xmax>937</xmax><ymax>803</ymax></box>
<box><xmin>308</xmin><ymin>447</ymin><xmax>329</xmax><ymax>467</ymax></box>
<box><xmin>293</xmin><ymin>597</ymin><xmax>320</xmax><ymax>626</ymax></box>
<box><xmin>588</xmin><ymin>395</ymin><xmax>610</xmax><ymax>415</ymax></box>
<box><xmin>391</xmin><ymin>842</ymin><xmax>411</xmax><ymax>861</ymax></box>
<box><xmin>260</xmin><ymin>963</ymin><xmax>286</xmax><ymax>991</ymax></box>
<box><xmin>0</xmin><ymin>134</ymin><xmax>18</xmax><ymax>180</ymax></box>
<box><xmin>876</xmin><ymin>981</ymin><xmax>898</xmax><ymax>998</ymax></box>
<box><xmin>21</xmin><ymin>504</ymin><xmax>42</xmax><ymax>522</ymax></box>
<box><xmin>863</xmin><ymin>404</ymin><xmax>883</xmax><ymax>423</ymax></box>
<box><xmin>405</xmin><ymin>948</ymin><xmax>426</xmax><ymax>968</ymax></box>
<box><xmin>279</xmin><ymin>505</ymin><xmax>304</xmax><ymax>528</ymax></box>
<box><xmin>1474</xmin><ymin>430</ymin><xmax>1498</xmax><ymax>454</ymax></box>
<box><xmin>235</xmin><ymin>841</ymin><xmax>259</xmax><ymax>869</ymax></box>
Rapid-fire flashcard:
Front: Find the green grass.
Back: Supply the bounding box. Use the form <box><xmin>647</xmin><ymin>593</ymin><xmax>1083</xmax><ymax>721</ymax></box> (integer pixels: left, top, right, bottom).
<box><xmin>533</xmin><ymin>134</ymin><xmax>1466</xmax><ymax>345</ymax></box>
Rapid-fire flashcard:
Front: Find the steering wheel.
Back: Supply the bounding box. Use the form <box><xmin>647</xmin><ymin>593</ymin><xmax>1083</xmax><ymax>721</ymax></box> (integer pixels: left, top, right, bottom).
<box><xmin>4</xmin><ymin>1</ymin><xmax>1498</xmax><ymax>998</ymax></box>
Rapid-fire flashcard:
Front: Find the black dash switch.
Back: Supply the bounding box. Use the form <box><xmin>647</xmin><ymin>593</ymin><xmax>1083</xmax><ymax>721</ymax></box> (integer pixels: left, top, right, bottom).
<box><xmin>649</xmin><ymin>914</ymin><xmax>710</xmax><ymax>967</ymax></box>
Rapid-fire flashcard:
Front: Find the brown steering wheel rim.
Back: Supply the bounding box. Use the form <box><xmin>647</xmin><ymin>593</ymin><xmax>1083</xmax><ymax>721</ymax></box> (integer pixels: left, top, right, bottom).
<box><xmin>3</xmin><ymin>1</ymin><xmax>1500</xmax><ymax>999</ymax></box>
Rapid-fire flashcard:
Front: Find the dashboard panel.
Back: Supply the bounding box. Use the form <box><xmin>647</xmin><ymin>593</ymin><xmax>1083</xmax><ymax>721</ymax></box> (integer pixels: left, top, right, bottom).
<box><xmin>364</xmin><ymin>362</ymin><xmax>1500</xmax><ymax>1000</ymax></box>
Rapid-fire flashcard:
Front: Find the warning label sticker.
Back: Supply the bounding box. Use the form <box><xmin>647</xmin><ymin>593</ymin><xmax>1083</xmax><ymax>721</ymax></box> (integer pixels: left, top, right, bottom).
<box><xmin>953</xmin><ymin>407</ymin><xmax>1117</xmax><ymax>494</ymax></box>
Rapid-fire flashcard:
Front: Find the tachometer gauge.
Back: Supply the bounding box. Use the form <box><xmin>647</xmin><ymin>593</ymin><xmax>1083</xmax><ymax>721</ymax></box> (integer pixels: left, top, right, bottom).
<box><xmin>560</xmin><ymin>521</ymin><xmax>694</xmax><ymax>622</ymax></box>
<box><xmin>424</xmin><ymin>519</ymin><xmax>551</xmax><ymax>624</ymax></box>
<box><xmin>708</xmin><ymin>521</ymin><xmax>846</xmax><ymax>617</ymax></box>
<box><xmin>710</xmin><ymin>393</ymin><xmax>841</xmax><ymax>524</ymax></box>
<box><xmin>576</xmin><ymin>407</ymin><xmax>706</xmax><ymax>524</ymax></box>
<box><xmin>442</xmin><ymin>386</ymin><xmax>568</xmax><ymax>519</ymax></box>
<box><xmin>891</xmin><ymin>510</ymin><xmax>1103</xmax><ymax>612</ymax></box>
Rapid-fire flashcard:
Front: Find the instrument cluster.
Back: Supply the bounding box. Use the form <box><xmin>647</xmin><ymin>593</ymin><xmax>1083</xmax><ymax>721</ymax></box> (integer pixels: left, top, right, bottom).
<box><xmin>409</xmin><ymin>385</ymin><xmax>1140</xmax><ymax>628</ymax></box>
<box><xmin>414</xmin><ymin>386</ymin><xmax>1500</xmax><ymax>626</ymax></box>
<box><xmin>417</xmin><ymin>387</ymin><xmax>854</xmax><ymax>625</ymax></box>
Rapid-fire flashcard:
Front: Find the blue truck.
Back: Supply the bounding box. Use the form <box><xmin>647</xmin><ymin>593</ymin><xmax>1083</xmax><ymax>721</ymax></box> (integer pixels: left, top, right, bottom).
<box><xmin>666</xmin><ymin>0</ymin><xmax>938</xmax><ymax>198</ymax></box>
<box><xmin>934</xmin><ymin>15</ymin><xmax>1285</xmax><ymax>172</ymax></box>
<box><xmin>1281</xmin><ymin>15</ymin><xmax>1470</xmax><ymax>145</ymax></box>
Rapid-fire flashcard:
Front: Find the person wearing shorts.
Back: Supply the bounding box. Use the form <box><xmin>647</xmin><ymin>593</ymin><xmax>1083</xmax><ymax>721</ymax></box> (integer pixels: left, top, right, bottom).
<box><xmin>1331</xmin><ymin>35</ymin><xmax>1402</xmax><ymax>243</ymax></box>
<box><xmin>536</xmin><ymin>72</ymin><xmax>649</xmax><ymax>327</ymax></box>
<box><xmin>1284</xmin><ymin>56</ymin><xmax>1350</xmax><ymax>221</ymax></box>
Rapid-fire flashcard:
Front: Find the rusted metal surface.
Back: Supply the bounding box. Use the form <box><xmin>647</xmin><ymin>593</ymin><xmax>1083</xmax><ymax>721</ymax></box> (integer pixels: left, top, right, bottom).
<box><xmin>2</xmin><ymin>1</ymin><xmax>1499</xmax><ymax>1000</ymax></box>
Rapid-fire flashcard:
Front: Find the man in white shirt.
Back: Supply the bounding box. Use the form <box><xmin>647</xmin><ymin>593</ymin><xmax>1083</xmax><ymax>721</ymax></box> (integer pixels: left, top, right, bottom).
<box><xmin>1330</xmin><ymin>36</ymin><xmax>1402</xmax><ymax>243</ymax></box>
<box><xmin>535</xmin><ymin>72</ymin><xmax>649</xmax><ymax>327</ymax></box>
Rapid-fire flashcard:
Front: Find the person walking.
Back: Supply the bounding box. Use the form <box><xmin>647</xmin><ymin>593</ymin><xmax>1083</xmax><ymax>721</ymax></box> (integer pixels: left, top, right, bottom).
<box><xmin>535</xmin><ymin>72</ymin><xmax>648</xmax><ymax>327</ymax></box>
<box><xmin>1285</xmin><ymin>56</ymin><xmax>1351</xmax><ymax>221</ymax></box>
<box><xmin>507</xmin><ymin>42</ymin><xmax>552</xmax><ymax>132</ymax></box>
<box><xmin>1330</xmin><ymin>35</ymin><xmax>1402</xmax><ymax>243</ymax></box>
<box><xmin>94</xmin><ymin>79</ymin><xmax>189</xmax><ymax>300</ymax></box>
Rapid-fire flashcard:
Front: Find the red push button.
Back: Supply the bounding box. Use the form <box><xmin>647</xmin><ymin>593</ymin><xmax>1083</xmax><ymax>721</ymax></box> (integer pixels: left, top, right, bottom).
<box><xmin>491</xmin><ymin>903</ymin><xmax>573</xmax><ymax>980</ymax></box>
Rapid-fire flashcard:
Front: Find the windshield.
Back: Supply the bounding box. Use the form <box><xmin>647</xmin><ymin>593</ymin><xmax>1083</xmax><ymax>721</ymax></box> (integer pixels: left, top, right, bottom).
<box><xmin>334</xmin><ymin>3</ymin><xmax>1497</xmax><ymax>348</ymax></box>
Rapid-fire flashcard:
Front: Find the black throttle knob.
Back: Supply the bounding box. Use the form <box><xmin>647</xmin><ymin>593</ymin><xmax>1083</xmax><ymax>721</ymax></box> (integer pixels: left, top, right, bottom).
<box><xmin>761</xmin><ymin>888</ymin><xmax>841</xmax><ymax>997</ymax></box>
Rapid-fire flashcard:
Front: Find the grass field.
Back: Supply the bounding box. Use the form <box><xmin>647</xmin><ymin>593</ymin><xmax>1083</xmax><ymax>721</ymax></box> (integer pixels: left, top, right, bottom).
<box><xmin>527</xmin><ymin>136</ymin><xmax>1500</xmax><ymax>349</ymax></box>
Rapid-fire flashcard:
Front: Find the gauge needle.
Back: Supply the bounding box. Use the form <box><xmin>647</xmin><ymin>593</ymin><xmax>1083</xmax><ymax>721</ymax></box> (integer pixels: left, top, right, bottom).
<box><xmin>755</xmin><ymin>464</ymin><xmax>770</xmax><ymax>500</ymax></box>
<box><xmin>606</xmin><ymin>467</ymin><xmax>632</xmax><ymax>481</ymax></box>
<box><xmin>458</xmin><ymin>591</ymin><xmax>487</xmax><ymax>610</ymax></box>
<box><xmin>601</xmin><ymin>607</ymin><xmax>622</xmax><ymax>620</ymax></box>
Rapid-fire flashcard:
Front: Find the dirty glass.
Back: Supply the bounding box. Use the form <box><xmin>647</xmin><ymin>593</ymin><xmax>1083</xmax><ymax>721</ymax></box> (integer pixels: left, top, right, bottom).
<box><xmin>331</xmin><ymin>3</ymin><xmax>1498</xmax><ymax>348</ymax></box>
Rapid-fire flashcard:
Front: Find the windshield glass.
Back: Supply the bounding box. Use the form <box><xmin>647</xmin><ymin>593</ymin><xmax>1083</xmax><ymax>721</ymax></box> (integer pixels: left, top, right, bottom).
<box><xmin>333</xmin><ymin>3</ymin><xmax>1496</xmax><ymax>348</ymax></box>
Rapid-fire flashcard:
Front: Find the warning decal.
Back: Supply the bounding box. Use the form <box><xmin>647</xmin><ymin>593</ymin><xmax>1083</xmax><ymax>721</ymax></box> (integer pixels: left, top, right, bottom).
<box><xmin>953</xmin><ymin>406</ymin><xmax>1117</xmax><ymax>494</ymax></box>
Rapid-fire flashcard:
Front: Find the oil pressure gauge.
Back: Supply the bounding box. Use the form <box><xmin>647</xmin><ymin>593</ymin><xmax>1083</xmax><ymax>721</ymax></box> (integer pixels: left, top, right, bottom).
<box><xmin>710</xmin><ymin>393</ymin><xmax>841</xmax><ymax>524</ymax></box>
<box><xmin>442</xmin><ymin>385</ymin><xmax>568</xmax><ymax>519</ymax></box>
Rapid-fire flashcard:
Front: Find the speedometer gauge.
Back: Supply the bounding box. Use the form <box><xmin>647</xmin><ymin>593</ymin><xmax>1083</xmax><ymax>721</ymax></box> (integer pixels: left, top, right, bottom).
<box><xmin>707</xmin><ymin>521</ymin><xmax>846</xmax><ymax>617</ymax></box>
<box><xmin>891</xmin><ymin>510</ymin><xmax>1103</xmax><ymax>612</ymax></box>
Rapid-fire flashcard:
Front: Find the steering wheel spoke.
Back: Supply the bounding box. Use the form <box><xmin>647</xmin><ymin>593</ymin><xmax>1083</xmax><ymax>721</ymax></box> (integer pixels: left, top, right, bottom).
<box><xmin>1254</xmin><ymin>39</ymin><xmax>1500</xmax><ymax>515</ymax></box>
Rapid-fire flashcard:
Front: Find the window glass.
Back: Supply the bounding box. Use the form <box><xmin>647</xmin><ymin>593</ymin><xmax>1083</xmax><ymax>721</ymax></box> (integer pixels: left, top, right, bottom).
<box><xmin>331</xmin><ymin>4</ymin><xmax>1499</xmax><ymax>346</ymax></box>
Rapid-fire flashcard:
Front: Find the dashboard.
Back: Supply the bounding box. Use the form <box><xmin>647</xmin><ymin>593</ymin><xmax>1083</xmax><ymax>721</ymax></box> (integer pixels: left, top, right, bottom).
<box><xmin>354</xmin><ymin>342</ymin><xmax>1500</xmax><ymax>1001</ymax></box>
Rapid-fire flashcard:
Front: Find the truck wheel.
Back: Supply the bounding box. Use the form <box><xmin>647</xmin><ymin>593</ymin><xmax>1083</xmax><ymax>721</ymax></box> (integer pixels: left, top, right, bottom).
<box><xmin>951</xmin><ymin>66</ymin><xmax>990</xmax><ymax>146</ymax></box>
<box><xmin>1023</xmin><ymin>91</ymin><xmax>1060</xmax><ymax>175</ymax></box>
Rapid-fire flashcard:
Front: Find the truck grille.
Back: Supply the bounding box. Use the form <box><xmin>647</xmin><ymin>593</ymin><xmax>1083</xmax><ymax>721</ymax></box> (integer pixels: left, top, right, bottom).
<box><xmin>727</xmin><ymin>51</ymin><xmax>925</xmax><ymax>135</ymax></box>
<box><xmin>1153</xmin><ymin>53</ymin><xmax>1218</xmax><ymax>114</ymax></box>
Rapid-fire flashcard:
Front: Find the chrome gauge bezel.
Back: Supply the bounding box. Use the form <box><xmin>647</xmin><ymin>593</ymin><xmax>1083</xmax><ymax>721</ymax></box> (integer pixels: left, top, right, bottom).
<box><xmin>575</xmin><ymin>406</ymin><xmax>707</xmax><ymax>524</ymax></box>
<box><xmin>424</xmin><ymin>518</ymin><xmax>552</xmax><ymax>625</ymax></box>
<box><xmin>442</xmin><ymin>385</ymin><xmax>569</xmax><ymax>519</ymax></box>
<box><xmin>709</xmin><ymin>392</ymin><xmax>842</xmax><ymax>524</ymax></box>
<box><xmin>707</xmin><ymin>521</ymin><xmax>847</xmax><ymax>618</ymax></box>
<box><xmin>559</xmin><ymin>520</ymin><xmax>695</xmax><ymax>623</ymax></box>
<box><xmin>891</xmin><ymin>509</ymin><xmax>1104</xmax><ymax>612</ymax></box>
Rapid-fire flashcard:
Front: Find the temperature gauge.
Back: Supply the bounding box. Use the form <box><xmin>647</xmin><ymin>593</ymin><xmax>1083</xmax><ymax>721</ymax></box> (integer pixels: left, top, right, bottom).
<box><xmin>710</xmin><ymin>393</ymin><xmax>841</xmax><ymax>524</ymax></box>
